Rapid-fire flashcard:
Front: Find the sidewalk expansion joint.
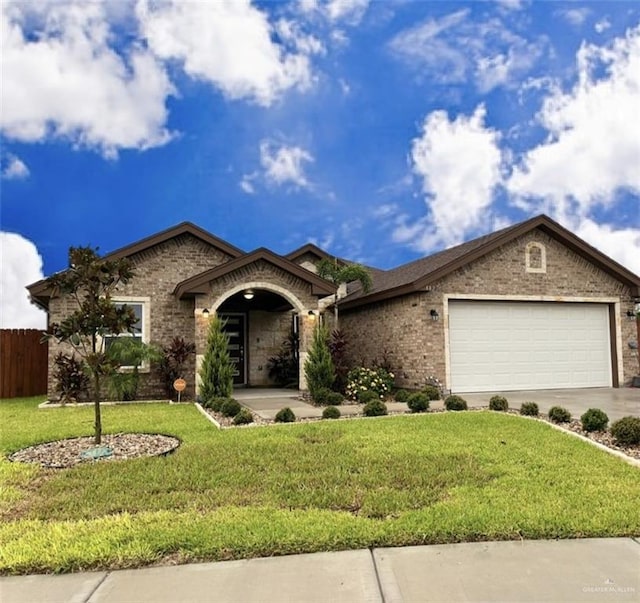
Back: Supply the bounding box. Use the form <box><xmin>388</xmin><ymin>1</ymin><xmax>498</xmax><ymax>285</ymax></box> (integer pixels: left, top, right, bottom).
<box><xmin>85</xmin><ymin>571</ymin><xmax>110</xmax><ymax>602</ymax></box>
<box><xmin>369</xmin><ymin>547</ymin><xmax>386</xmax><ymax>603</ymax></box>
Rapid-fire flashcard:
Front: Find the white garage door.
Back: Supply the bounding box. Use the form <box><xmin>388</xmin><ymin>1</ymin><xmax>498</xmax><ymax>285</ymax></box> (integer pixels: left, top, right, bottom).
<box><xmin>448</xmin><ymin>301</ymin><xmax>612</xmax><ymax>393</ymax></box>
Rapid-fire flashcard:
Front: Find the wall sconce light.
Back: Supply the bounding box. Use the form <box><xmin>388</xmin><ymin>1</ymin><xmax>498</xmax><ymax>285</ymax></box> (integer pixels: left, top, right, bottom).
<box><xmin>308</xmin><ymin>310</ymin><xmax>317</xmax><ymax>319</ymax></box>
<box><xmin>430</xmin><ymin>309</ymin><xmax>439</xmax><ymax>321</ymax></box>
<box><xmin>627</xmin><ymin>310</ymin><xmax>638</xmax><ymax>319</ymax></box>
<box><xmin>243</xmin><ymin>289</ymin><xmax>255</xmax><ymax>300</ymax></box>
<box><xmin>202</xmin><ymin>308</ymin><xmax>210</xmax><ymax>316</ymax></box>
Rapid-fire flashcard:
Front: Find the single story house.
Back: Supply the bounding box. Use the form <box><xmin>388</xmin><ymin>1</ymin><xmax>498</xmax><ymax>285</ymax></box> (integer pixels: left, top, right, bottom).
<box><xmin>28</xmin><ymin>214</ymin><xmax>640</xmax><ymax>400</ymax></box>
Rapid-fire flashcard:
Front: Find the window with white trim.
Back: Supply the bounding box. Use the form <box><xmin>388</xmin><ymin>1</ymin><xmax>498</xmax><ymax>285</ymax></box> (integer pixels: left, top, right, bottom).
<box><xmin>103</xmin><ymin>297</ymin><xmax>150</xmax><ymax>369</ymax></box>
<box><xmin>525</xmin><ymin>242</ymin><xmax>546</xmax><ymax>273</ymax></box>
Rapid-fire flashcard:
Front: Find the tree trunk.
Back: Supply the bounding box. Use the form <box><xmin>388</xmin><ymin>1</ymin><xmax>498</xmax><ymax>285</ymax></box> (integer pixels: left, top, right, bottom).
<box><xmin>93</xmin><ymin>373</ymin><xmax>102</xmax><ymax>445</ymax></box>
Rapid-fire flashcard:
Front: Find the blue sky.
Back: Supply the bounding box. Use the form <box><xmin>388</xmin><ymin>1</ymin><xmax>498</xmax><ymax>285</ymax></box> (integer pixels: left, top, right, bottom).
<box><xmin>1</xmin><ymin>0</ymin><xmax>639</xmax><ymax>328</ymax></box>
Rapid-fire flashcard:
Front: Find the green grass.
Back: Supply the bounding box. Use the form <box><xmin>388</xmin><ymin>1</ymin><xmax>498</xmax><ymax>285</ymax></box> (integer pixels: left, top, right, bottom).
<box><xmin>1</xmin><ymin>397</ymin><xmax>639</xmax><ymax>574</ymax></box>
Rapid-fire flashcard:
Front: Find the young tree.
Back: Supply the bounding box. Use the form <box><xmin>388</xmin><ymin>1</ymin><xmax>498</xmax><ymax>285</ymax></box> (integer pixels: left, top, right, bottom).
<box><xmin>317</xmin><ymin>258</ymin><xmax>372</xmax><ymax>328</ymax></box>
<box><xmin>48</xmin><ymin>247</ymin><xmax>137</xmax><ymax>444</ymax></box>
<box><xmin>199</xmin><ymin>315</ymin><xmax>234</xmax><ymax>401</ymax></box>
<box><xmin>304</xmin><ymin>324</ymin><xmax>335</xmax><ymax>400</ymax></box>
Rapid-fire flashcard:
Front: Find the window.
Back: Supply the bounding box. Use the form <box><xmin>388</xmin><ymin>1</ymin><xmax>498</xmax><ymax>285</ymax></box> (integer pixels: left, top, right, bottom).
<box><xmin>103</xmin><ymin>297</ymin><xmax>150</xmax><ymax>369</ymax></box>
<box><xmin>525</xmin><ymin>242</ymin><xmax>546</xmax><ymax>273</ymax></box>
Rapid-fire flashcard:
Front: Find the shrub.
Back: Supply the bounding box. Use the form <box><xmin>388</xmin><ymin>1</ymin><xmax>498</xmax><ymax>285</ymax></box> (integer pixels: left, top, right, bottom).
<box><xmin>363</xmin><ymin>400</ymin><xmax>388</xmax><ymax>417</ymax></box>
<box><xmin>304</xmin><ymin>325</ymin><xmax>335</xmax><ymax>400</ymax></box>
<box><xmin>267</xmin><ymin>333</ymin><xmax>299</xmax><ymax>389</ymax></box>
<box><xmin>394</xmin><ymin>389</ymin><xmax>409</xmax><ymax>403</ymax></box>
<box><xmin>233</xmin><ymin>409</ymin><xmax>254</xmax><ymax>425</ymax></box>
<box><xmin>548</xmin><ymin>406</ymin><xmax>571</xmax><ymax>423</ymax></box>
<box><xmin>53</xmin><ymin>353</ymin><xmax>90</xmax><ymax>404</ymax></box>
<box><xmin>159</xmin><ymin>337</ymin><xmax>196</xmax><ymax>398</ymax></box>
<box><xmin>220</xmin><ymin>398</ymin><xmax>242</xmax><ymax>418</ymax></box>
<box><xmin>489</xmin><ymin>395</ymin><xmax>508</xmax><ymax>411</ymax></box>
<box><xmin>329</xmin><ymin>329</ymin><xmax>350</xmax><ymax>393</ymax></box>
<box><xmin>199</xmin><ymin>316</ymin><xmax>234</xmax><ymax>401</ymax></box>
<box><xmin>203</xmin><ymin>396</ymin><xmax>229</xmax><ymax>412</ymax></box>
<box><xmin>322</xmin><ymin>406</ymin><xmax>341</xmax><ymax>420</ymax></box>
<box><xmin>326</xmin><ymin>391</ymin><xmax>344</xmax><ymax>406</ymax></box>
<box><xmin>345</xmin><ymin>366</ymin><xmax>394</xmax><ymax>400</ymax></box>
<box><xmin>407</xmin><ymin>392</ymin><xmax>430</xmax><ymax>413</ymax></box>
<box><xmin>520</xmin><ymin>402</ymin><xmax>539</xmax><ymax>416</ymax></box>
<box><xmin>421</xmin><ymin>385</ymin><xmax>441</xmax><ymax>401</ymax></box>
<box><xmin>275</xmin><ymin>407</ymin><xmax>296</xmax><ymax>423</ymax></box>
<box><xmin>312</xmin><ymin>387</ymin><xmax>332</xmax><ymax>405</ymax></box>
<box><xmin>444</xmin><ymin>395</ymin><xmax>468</xmax><ymax>411</ymax></box>
<box><xmin>610</xmin><ymin>416</ymin><xmax>640</xmax><ymax>446</ymax></box>
<box><xmin>581</xmin><ymin>408</ymin><xmax>609</xmax><ymax>432</ymax></box>
<box><xmin>357</xmin><ymin>390</ymin><xmax>379</xmax><ymax>404</ymax></box>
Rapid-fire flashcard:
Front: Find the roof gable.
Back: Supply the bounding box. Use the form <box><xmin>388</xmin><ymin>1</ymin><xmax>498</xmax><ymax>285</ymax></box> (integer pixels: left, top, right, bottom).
<box><xmin>174</xmin><ymin>247</ymin><xmax>337</xmax><ymax>298</ymax></box>
<box><xmin>341</xmin><ymin>214</ymin><xmax>640</xmax><ymax>309</ymax></box>
<box><xmin>28</xmin><ymin>222</ymin><xmax>244</xmax><ymax>308</ymax></box>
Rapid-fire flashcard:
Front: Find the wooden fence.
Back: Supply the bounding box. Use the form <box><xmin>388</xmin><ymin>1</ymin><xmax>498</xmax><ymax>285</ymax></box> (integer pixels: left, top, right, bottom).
<box><xmin>0</xmin><ymin>329</ymin><xmax>48</xmax><ymax>398</ymax></box>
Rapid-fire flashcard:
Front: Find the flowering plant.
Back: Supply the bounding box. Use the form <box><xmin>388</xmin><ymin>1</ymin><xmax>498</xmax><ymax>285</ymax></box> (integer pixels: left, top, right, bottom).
<box><xmin>345</xmin><ymin>366</ymin><xmax>394</xmax><ymax>400</ymax></box>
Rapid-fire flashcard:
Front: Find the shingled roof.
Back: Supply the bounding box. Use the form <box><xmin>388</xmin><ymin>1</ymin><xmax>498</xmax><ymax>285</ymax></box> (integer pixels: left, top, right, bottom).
<box><xmin>339</xmin><ymin>214</ymin><xmax>640</xmax><ymax>310</ymax></box>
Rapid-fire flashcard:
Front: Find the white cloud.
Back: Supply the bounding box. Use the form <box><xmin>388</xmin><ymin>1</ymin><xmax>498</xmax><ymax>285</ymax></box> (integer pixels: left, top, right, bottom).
<box><xmin>558</xmin><ymin>8</ymin><xmax>591</xmax><ymax>27</ymax></box>
<box><xmin>389</xmin><ymin>10</ymin><xmax>547</xmax><ymax>92</ymax></box>
<box><xmin>574</xmin><ymin>218</ymin><xmax>640</xmax><ymax>275</ymax></box>
<box><xmin>137</xmin><ymin>0</ymin><xmax>313</xmax><ymax>107</ymax></box>
<box><xmin>326</xmin><ymin>0</ymin><xmax>370</xmax><ymax>25</ymax></box>
<box><xmin>1</xmin><ymin>1</ymin><xmax>174</xmax><ymax>157</ymax></box>
<box><xmin>393</xmin><ymin>105</ymin><xmax>503</xmax><ymax>251</ymax></box>
<box><xmin>595</xmin><ymin>18</ymin><xmax>611</xmax><ymax>34</ymax></box>
<box><xmin>1</xmin><ymin>154</ymin><xmax>29</xmax><ymax>180</ymax></box>
<box><xmin>508</xmin><ymin>25</ymin><xmax>640</xmax><ymax>217</ymax></box>
<box><xmin>260</xmin><ymin>141</ymin><xmax>314</xmax><ymax>188</ymax></box>
<box><xmin>0</xmin><ymin>232</ymin><xmax>47</xmax><ymax>329</ymax></box>
<box><xmin>239</xmin><ymin>173</ymin><xmax>257</xmax><ymax>194</ymax></box>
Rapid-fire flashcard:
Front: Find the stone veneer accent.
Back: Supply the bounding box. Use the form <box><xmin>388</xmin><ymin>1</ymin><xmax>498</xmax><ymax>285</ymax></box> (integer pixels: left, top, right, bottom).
<box><xmin>47</xmin><ymin>234</ymin><xmax>234</xmax><ymax>401</ymax></box>
<box><xmin>341</xmin><ymin>229</ymin><xmax>638</xmax><ymax>390</ymax></box>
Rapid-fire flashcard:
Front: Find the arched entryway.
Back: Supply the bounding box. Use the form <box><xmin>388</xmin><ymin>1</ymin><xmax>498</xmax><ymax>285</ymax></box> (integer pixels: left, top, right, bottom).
<box><xmin>202</xmin><ymin>282</ymin><xmax>317</xmax><ymax>390</ymax></box>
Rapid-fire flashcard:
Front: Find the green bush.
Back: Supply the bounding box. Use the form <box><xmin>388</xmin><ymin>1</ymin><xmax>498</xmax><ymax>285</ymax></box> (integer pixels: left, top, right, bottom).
<box><xmin>275</xmin><ymin>407</ymin><xmax>296</xmax><ymax>423</ymax></box>
<box><xmin>199</xmin><ymin>316</ymin><xmax>234</xmax><ymax>401</ymax></box>
<box><xmin>345</xmin><ymin>366</ymin><xmax>394</xmax><ymax>400</ymax></box>
<box><xmin>489</xmin><ymin>395</ymin><xmax>508</xmax><ymax>411</ymax></box>
<box><xmin>233</xmin><ymin>409</ymin><xmax>254</xmax><ymax>425</ymax></box>
<box><xmin>204</xmin><ymin>396</ymin><xmax>229</xmax><ymax>412</ymax></box>
<box><xmin>322</xmin><ymin>406</ymin><xmax>341</xmax><ymax>420</ymax></box>
<box><xmin>326</xmin><ymin>391</ymin><xmax>344</xmax><ymax>406</ymax></box>
<box><xmin>407</xmin><ymin>392</ymin><xmax>430</xmax><ymax>413</ymax></box>
<box><xmin>548</xmin><ymin>406</ymin><xmax>571</xmax><ymax>423</ymax></box>
<box><xmin>357</xmin><ymin>390</ymin><xmax>379</xmax><ymax>404</ymax></box>
<box><xmin>304</xmin><ymin>325</ymin><xmax>335</xmax><ymax>400</ymax></box>
<box><xmin>444</xmin><ymin>395</ymin><xmax>468</xmax><ymax>411</ymax></box>
<box><xmin>581</xmin><ymin>408</ymin><xmax>609</xmax><ymax>432</ymax></box>
<box><xmin>610</xmin><ymin>416</ymin><xmax>640</xmax><ymax>446</ymax></box>
<box><xmin>520</xmin><ymin>402</ymin><xmax>539</xmax><ymax>416</ymax></box>
<box><xmin>363</xmin><ymin>400</ymin><xmax>388</xmax><ymax>417</ymax></box>
<box><xmin>421</xmin><ymin>385</ymin><xmax>441</xmax><ymax>401</ymax></box>
<box><xmin>312</xmin><ymin>387</ymin><xmax>332</xmax><ymax>405</ymax></box>
<box><xmin>394</xmin><ymin>389</ymin><xmax>409</xmax><ymax>403</ymax></box>
<box><xmin>220</xmin><ymin>399</ymin><xmax>242</xmax><ymax>418</ymax></box>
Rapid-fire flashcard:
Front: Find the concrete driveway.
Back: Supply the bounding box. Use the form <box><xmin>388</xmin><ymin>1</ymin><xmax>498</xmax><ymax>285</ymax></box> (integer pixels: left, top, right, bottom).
<box><xmin>462</xmin><ymin>387</ymin><xmax>639</xmax><ymax>422</ymax></box>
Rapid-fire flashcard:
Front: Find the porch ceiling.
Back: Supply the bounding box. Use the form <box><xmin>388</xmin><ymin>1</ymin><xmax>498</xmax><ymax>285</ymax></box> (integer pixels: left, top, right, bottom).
<box><xmin>219</xmin><ymin>289</ymin><xmax>294</xmax><ymax>312</ymax></box>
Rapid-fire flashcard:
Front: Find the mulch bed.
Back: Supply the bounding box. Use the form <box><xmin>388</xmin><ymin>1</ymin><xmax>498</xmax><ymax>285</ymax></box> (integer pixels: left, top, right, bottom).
<box><xmin>8</xmin><ymin>433</ymin><xmax>181</xmax><ymax>469</ymax></box>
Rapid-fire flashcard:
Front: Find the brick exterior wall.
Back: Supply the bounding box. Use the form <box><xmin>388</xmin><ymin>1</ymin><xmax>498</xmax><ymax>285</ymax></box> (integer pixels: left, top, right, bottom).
<box><xmin>341</xmin><ymin>229</ymin><xmax>638</xmax><ymax>390</ymax></box>
<box><xmin>46</xmin><ymin>234</ymin><xmax>233</xmax><ymax>401</ymax></box>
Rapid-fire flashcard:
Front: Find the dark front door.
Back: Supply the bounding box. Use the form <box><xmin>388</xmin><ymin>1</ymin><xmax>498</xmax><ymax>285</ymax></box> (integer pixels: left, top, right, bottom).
<box><xmin>219</xmin><ymin>313</ymin><xmax>246</xmax><ymax>385</ymax></box>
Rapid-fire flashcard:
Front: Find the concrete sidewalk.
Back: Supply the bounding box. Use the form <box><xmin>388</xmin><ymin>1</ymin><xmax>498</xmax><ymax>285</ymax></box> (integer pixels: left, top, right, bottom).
<box><xmin>2</xmin><ymin>538</ymin><xmax>639</xmax><ymax>602</ymax></box>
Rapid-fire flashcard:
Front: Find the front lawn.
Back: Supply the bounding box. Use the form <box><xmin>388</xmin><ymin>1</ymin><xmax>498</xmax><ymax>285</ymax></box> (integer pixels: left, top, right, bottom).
<box><xmin>1</xmin><ymin>397</ymin><xmax>639</xmax><ymax>574</ymax></box>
